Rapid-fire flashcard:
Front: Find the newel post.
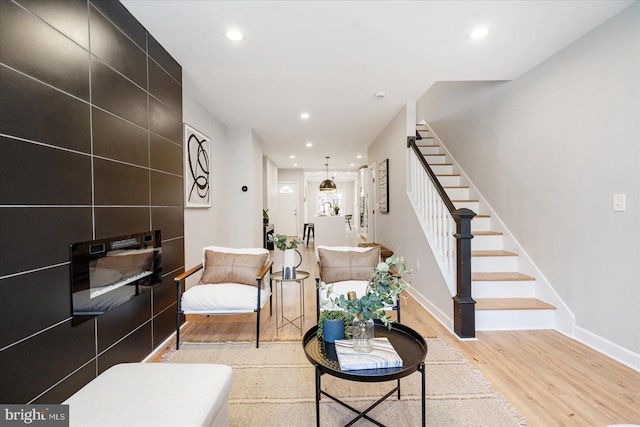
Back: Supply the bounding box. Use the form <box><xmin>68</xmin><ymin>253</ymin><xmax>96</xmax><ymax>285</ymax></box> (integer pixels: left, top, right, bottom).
<box><xmin>452</xmin><ymin>208</ymin><xmax>476</xmax><ymax>339</ymax></box>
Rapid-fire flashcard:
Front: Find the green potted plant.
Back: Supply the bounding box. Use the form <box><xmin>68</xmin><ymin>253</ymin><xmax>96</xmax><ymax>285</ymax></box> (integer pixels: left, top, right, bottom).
<box><xmin>319</xmin><ymin>255</ymin><xmax>411</xmax><ymax>352</ymax></box>
<box><xmin>268</xmin><ymin>234</ymin><xmax>303</xmax><ymax>279</ymax></box>
<box><xmin>316</xmin><ymin>310</ymin><xmax>350</xmax><ymax>342</ymax></box>
<box><xmin>263</xmin><ymin>209</ymin><xmax>269</xmax><ymax>226</ymax></box>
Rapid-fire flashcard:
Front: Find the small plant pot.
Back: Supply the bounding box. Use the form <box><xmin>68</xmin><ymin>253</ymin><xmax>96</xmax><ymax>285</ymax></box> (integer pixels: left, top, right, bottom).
<box><xmin>322</xmin><ymin>318</ymin><xmax>345</xmax><ymax>343</ymax></box>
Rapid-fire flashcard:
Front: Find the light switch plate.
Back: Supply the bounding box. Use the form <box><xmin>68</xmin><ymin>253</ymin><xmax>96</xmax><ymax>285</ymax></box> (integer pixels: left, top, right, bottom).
<box><xmin>613</xmin><ymin>194</ymin><xmax>626</xmax><ymax>212</ymax></box>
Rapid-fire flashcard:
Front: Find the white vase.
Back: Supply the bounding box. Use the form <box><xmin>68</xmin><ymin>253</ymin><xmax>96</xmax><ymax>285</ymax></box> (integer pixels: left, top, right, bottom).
<box><xmin>282</xmin><ymin>249</ymin><xmax>301</xmax><ymax>279</ymax></box>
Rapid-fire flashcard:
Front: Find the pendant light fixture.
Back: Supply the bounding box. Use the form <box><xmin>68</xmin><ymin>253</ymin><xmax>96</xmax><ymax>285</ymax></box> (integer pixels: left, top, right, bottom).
<box><xmin>319</xmin><ymin>156</ymin><xmax>337</xmax><ymax>192</ymax></box>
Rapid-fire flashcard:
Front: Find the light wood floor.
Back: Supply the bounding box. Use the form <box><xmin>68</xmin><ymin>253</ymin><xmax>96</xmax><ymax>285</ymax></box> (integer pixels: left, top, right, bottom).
<box><xmin>149</xmin><ymin>229</ymin><xmax>640</xmax><ymax>426</ymax></box>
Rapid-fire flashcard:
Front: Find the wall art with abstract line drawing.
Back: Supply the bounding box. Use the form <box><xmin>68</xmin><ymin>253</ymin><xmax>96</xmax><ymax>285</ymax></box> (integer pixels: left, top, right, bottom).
<box><xmin>184</xmin><ymin>124</ymin><xmax>211</xmax><ymax>208</ymax></box>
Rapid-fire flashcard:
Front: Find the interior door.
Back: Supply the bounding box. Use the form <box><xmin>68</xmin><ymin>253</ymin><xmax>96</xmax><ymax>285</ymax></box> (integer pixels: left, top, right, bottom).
<box><xmin>277</xmin><ymin>182</ymin><xmax>299</xmax><ymax>237</ymax></box>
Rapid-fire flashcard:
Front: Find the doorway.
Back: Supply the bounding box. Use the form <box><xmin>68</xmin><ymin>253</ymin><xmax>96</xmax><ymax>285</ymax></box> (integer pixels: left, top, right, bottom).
<box><xmin>277</xmin><ymin>182</ymin><xmax>299</xmax><ymax>237</ymax></box>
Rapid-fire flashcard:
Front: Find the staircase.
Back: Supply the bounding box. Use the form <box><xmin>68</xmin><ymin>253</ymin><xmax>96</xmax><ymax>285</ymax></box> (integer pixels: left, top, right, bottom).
<box><xmin>416</xmin><ymin>126</ymin><xmax>555</xmax><ymax>331</ymax></box>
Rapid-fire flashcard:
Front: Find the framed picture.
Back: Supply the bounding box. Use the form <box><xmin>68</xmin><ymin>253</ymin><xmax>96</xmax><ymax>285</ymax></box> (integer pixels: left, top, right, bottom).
<box><xmin>378</xmin><ymin>159</ymin><xmax>389</xmax><ymax>213</ymax></box>
<box><xmin>184</xmin><ymin>124</ymin><xmax>211</xmax><ymax>208</ymax></box>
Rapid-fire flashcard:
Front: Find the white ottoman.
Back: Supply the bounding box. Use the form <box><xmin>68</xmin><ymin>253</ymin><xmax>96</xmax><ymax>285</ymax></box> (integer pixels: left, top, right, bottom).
<box><xmin>64</xmin><ymin>363</ymin><xmax>233</xmax><ymax>427</ymax></box>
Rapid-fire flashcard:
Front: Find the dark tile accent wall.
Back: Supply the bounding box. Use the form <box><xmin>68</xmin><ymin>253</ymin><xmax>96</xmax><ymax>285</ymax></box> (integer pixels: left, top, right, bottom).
<box><xmin>0</xmin><ymin>0</ymin><xmax>184</xmax><ymax>404</ymax></box>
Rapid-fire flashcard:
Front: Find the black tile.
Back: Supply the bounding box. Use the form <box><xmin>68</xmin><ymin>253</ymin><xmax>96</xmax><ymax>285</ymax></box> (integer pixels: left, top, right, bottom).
<box><xmin>153</xmin><ymin>274</ymin><xmax>179</xmax><ymax>315</ymax></box>
<box><xmin>90</xmin><ymin>4</ymin><xmax>147</xmax><ymax>88</ymax></box>
<box><xmin>0</xmin><ymin>136</ymin><xmax>92</xmax><ymax>205</ymax></box>
<box><xmin>0</xmin><ymin>319</ymin><xmax>95</xmax><ymax>404</ymax></box>
<box><xmin>97</xmin><ymin>322</ymin><xmax>152</xmax><ymax>374</ymax></box>
<box><xmin>150</xmin><ymin>171</ymin><xmax>183</xmax><ymax>207</ymax></box>
<box><xmin>33</xmin><ymin>362</ymin><xmax>97</xmax><ymax>404</ymax></box>
<box><xmin>149</xmin><ymin>59</ymin><xmax>181</xmax><ymax>114</ymax></box>
<box><xmin>0</xmin><ymin>67</ymin><xmax>91</xmax><ymax>153</ymax></box>
<box><xmin>92</xmin><ymin>108</ymin><xmax>148</xmax><ymax>167</ymax></box>
<box><xmin>152</xmin><ymin>303</ymin><xmax>176</xmax><ymax>348</ymax></box>
<box><xmin>90</xmin><ymin>0</ymin><xmax>146</xmax><ymax>52</ymax></box>
<box><xmin>0</xmin><ymin>266</ymin><xmax>72</xmax><ymax>349</ymax></box>
<box><xmin>0</xmin><ymin>1</ymin><xmax>90</xmax><ymax>101</ymax></box>
<box><xmin>16</xmin><ymin>0</ymin><xmax>90</xmax><ymax>49</ymax></box>
<box><xmin>94</xmin><ymin>207</ymin><xmax>151</xmax><ymax>240</ymax></box>
<box><xmin>0</xmin><ymin>207</ymin><xmax>92</xmax><ymax>278</ymax></box>
<box><xmin>90</xmin><ymin>57</ymin><xmax>148</xmax><ymax>128</ymax></box>
<box><xmin>161</xmin><ymin>237</ymin><xmax>184</xmax><ymax>275</ymax></box>
<box><xmin>96</xmin><ymin>290</ymin><xmax>151</xmax><ymax>353</ymax></box>
<box><xmin>151</xmin><ymin>207</ymin><xmax>183</xmax><ymax>241</ymax></box>
<box><xmin>149</xmin><ymin>97</ymin><xmax>182</xmax><ymax>144</ymax></box>
<box><xmin>150</xmin><ymin>133</ymin><xmax>182</xmax><ymax>176</ymax></box>
<box><xmin>148</xmin><ymin>34</ymin><xmax>181</xmax><ymax>83</ymax></box>
<box><xmin>93</xmin><ymin>158</ymin><xmax>149</xmax><ymax>206</ymax></box>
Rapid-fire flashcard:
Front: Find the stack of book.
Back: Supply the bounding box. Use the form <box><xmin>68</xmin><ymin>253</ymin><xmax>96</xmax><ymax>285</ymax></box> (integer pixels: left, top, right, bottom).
<box><xmin>334</xmin><ymin>337</ymin><xmax>402</xmax><ymax>371</ymax></box>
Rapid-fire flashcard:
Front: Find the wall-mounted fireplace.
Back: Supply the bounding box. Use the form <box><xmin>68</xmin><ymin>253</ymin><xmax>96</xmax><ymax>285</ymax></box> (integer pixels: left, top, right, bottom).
<box><xmin>70</xmin><ymin>230</ymin><xmax>162</xmax><ymax>325</ymax></box>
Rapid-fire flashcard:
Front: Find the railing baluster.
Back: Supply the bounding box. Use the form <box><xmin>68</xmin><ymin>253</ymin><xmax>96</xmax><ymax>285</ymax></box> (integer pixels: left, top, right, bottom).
<box><xmin>407</xmin><ymin>135</ymin><xmax>476</xmax><ymax>339</ymax></box>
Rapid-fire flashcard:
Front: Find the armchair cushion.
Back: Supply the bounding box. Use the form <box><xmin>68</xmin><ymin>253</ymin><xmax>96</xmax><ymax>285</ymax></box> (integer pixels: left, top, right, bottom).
<box><xmin>199</xmin><ymin>247</ymin><xmax>269</xmax><ymax>288</ymax></box>
<box><xmin>318</xmin><ymin>246</ymin><xmax>380</xmax><ymax>284</ymax></box>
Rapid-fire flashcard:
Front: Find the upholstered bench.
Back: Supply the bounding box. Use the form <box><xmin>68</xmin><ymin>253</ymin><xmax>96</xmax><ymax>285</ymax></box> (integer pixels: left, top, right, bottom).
<box><xmin>64</xmin><ymin>363</ymin><xmax>233</xmax><ymax>427</ymax></box>
<box><xmin>357</xmin><ymin>242</ymin><xmax>393</xmax><ymax>260</ymax></box>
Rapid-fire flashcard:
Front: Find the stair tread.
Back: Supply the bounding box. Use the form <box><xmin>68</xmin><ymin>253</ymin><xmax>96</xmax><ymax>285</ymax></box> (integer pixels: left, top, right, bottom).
<box><xmin>473</xmin><ymin>231</ymin><xmax>503</xmax><ymax>236</ymax></box>
<box><xmin>444</xmin><ymin>186</ymin><xmax>469</xmax><ymax>189</ymax></box>
<box><xmin>472</xmin><ymin>250</ymin><xmax>518</xmax><ymax>257</ymax></box>
<box><xmin>436</xmin><ymin>174</ymin><xmax>460</xmax><ymax>177</ymax></box>
<box><xmin>475</xmin><ymin>298</ymin><xmax>555</xmax><ymax>310</ymax></box>
<box><xmin>473</xmin><ymin>272</ymin><xmax>534</xmax><ymax>281</ymax></box>
<box><xmin>452</xmin><ymin>199</ymin><xmax>479</xmax><ymax>202</ymax></box>
<box><xmin>475</xmin><ymin>214</ymin><xmax>490</xmax><ymax>218</ymax></box>
<box><xmin>424</xmin><ymin>154</ymin><xmax>445</xmax><ymax>156</ymax></box>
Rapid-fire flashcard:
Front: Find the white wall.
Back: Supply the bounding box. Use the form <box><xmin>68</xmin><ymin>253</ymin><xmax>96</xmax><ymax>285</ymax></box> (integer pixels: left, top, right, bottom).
<box><xmin>182</xmin><ymin>76</ymin><xmax>229</xmax><ymax>271</ymax></box>
<box><xmin>226</xmin><ymin>128</ymin><xmax>265</xmax><ymax>247</ymax></box>
<box><xmin>263</xmin><ymin>156</ymin><xmax>278</xmax><ymax>224</ymax></box>
<box><xmin>416</xmin><ymin>3</ymin><xmax>639</xmax><ymax>356</ymax></box>
<box><xmin>368</xmin><ymin>105</ymin><xmax>455</xmax><ymax>329</ymax></box>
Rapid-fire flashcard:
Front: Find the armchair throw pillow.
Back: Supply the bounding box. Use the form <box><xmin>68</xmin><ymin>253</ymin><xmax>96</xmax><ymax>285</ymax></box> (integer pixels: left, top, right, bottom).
<box><xmin>318</xmin><ymin>246</ymin><xmax>380</xmax><ymax>284</ymax></box>
<box><xmin>199</xmin><ymin>250</ymin><xmax>269</xmax><ymax>288</ymax></box>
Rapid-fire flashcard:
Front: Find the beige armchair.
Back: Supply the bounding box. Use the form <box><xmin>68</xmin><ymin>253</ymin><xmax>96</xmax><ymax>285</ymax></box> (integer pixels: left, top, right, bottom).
<box><xmin>174</xmin><ymin>246</ymin><xmax>273</xmax><ymax>349</ymax></box>
<box><xmin>315</xmin><ymin>245</ymin><xmax>401</xmax><ymax>322</ymax></box>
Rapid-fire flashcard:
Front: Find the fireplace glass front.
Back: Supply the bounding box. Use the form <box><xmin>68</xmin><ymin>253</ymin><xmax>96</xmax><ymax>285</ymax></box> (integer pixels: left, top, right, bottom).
<box><xmin>70</xmin><ymin>230</ymin><xmax>162</xmax><ymax>325</ymax></box>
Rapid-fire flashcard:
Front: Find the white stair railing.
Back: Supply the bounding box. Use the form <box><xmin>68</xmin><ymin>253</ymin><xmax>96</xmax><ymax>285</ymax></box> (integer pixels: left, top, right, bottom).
<box><xmin>408</xmin><ymin>152</ymin><xmax>457</xmax><ymax>292</ymax></box>
<box><xmin>407</xmin><ymin>133</ymin><xmax>477</xmax><ymax>338</ymax></box>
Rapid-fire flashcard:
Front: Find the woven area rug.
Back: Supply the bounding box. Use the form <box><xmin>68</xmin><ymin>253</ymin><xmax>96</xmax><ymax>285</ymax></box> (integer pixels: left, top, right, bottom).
<box><xmin>162</xmin><ymin>339</ymin><xmax>526</xmax><ymax>426</ymax></box>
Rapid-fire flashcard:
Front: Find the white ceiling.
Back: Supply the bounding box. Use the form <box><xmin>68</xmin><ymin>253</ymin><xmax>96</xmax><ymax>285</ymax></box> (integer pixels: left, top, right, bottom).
<box><xmin>121</xmin><ymin>0</ymin><xmax>633</xmax><ymax>173</ymax></box>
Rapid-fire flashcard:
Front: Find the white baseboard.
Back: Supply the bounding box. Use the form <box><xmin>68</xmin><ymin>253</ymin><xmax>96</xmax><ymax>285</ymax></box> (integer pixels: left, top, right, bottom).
<box><xmin>571</xmin><ymin>326</ymin><xmax>640</xmax><ymax>372</ymax></box>
<box><xmin>406</xmin><ymin>288</ymin><xmax>453</xmax><ymax>333</ymax></box>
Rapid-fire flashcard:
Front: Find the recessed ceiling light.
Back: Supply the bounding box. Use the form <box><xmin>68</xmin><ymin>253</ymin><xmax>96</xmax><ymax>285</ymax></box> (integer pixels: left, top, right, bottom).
<box><xmin>306</xmin><ymin>142</ymin><xmax>313</xmax><ymax>147</ymax></box>
<box><xmin>224</xmin><ymin>29</ymin><xmax>245</xmax><ymax>41</ymax></box>
<box><xmin>468</xmin><ymin>27</ymin><xmax>489</xmax><ymax>40</ymax></box>
<box><xmin>356</xmin><ymin>155</ymin><xmax>362</xmax><ymax>159</ymax></box>
<box><xmin>300</xmin><ymin>112</ymin><xmax>310</xmax><ymax>119</ymax></box>
<box><xmin>350</xmin><ymin>163</ymin><xmax>355</xmax><ymax>167</ymax></box>
<box><xmin>293</xmin><ymin>163</ymin><xmax>298</xmax><ymax>167</ymax></box>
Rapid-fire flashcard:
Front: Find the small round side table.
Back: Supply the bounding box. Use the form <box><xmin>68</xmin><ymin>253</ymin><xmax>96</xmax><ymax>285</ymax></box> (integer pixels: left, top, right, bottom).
<box><xmin>271</xmin><ymin>270</ymin><xmax>309</xmax><ymax>335</ymax></box>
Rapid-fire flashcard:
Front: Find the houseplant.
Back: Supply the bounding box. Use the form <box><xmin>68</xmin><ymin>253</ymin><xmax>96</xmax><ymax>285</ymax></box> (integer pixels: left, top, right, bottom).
<box><xmin>262</xmin><ymin>209</ymin><xmax>269</xmax><ymax>225</ymax></box>
<box><xmin>316</xmin><ymin>309</ymin><xmax>350</xmax><ymax>342</ymax></box>
<box><xmin>268</xmin><ymin>234</ymin><xmax>303</xmax><ymax>279</ymax></box>
<box><xmin>319</xmin><ymin>255</ymin><xmax>411</xmax><ymax>352</ymax></box>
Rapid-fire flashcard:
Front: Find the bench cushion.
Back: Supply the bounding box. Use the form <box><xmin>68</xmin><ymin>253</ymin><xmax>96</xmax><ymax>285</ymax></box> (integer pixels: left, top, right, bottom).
<box><xmin>64</xmin><ymin>363</ymin><xmax>232</xmax><ymax>427</ymax></box>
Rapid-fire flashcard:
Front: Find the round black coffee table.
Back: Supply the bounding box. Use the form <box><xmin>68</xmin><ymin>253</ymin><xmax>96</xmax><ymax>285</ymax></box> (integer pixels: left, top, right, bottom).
<box><xmin>303</xmin><ymin>322</ymin><xmax>427</xmax><ymax>427</ymax></box>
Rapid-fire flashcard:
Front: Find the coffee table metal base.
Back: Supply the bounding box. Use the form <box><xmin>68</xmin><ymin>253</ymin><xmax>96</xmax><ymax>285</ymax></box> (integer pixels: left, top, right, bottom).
<box><xmin>314</xmin><ymin>362</ymin><xmax>425</xmax><ymax>427</ymax></box>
